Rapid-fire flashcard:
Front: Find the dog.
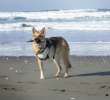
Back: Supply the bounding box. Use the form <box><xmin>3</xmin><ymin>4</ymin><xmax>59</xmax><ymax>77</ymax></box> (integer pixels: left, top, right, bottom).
<box><xmin>31</xmin><ymin>27</ymin><xmax>72</xmax><ymax>79</ymax></box>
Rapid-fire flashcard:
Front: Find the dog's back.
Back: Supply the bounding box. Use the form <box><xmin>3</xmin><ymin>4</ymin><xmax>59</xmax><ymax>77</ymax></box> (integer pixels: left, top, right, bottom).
<box><xmin>49</xmin><ymin>37</ymin><xmax>69</xmax><ymax>51</ymax></box>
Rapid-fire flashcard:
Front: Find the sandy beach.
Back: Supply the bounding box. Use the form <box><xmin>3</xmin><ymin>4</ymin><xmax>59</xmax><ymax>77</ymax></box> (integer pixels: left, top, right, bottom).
<box><xmin>0</xmin><ymin>56</ymin><xmax>110</xmax><ymax>100</ymax></box>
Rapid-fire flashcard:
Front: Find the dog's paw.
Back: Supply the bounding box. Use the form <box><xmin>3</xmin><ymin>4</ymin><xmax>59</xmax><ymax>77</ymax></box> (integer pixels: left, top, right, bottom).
<box><xmin>64</xmin><ymin>73</ymin><xmax>69</xmax><ymax>78</ymax></box>
<box><xmin>40</xmin><ymin>77</ymin><xmax>45</xmax><ymax>80</ymax></box>
<box><xmin>55</xmin><ymin>72</ymin><xmax>61</xmax><ymax>77</ymax></box>
<box><xmin>40</xmin><ymin>75</ymin><xmax>45</xmax><ymax>80</ymax></box>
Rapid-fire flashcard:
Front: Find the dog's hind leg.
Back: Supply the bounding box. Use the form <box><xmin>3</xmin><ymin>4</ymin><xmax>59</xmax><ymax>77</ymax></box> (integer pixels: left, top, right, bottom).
<box><xmin>53</xmin><ymin>59</ymin><xmax>62</xmax><ymax>77</ymax></box>
<box><xmin>62</xmin><ymin>53</ymin><xmax>72</xmax><ymax>78</ymax></box>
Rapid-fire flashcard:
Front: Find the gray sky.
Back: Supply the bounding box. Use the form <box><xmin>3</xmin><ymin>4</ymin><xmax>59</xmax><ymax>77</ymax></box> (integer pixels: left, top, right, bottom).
<box><xmin>0</xmin><ymin>0</ymin><xmax>110</xmax><ymax>11</ymax></box>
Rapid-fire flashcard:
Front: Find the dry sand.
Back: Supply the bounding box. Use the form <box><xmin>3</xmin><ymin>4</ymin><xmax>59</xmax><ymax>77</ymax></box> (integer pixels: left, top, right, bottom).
<box><xmin>0</xmin><ymin>56</ymin><xmax>110</xmax><ymax>100</ymax></box>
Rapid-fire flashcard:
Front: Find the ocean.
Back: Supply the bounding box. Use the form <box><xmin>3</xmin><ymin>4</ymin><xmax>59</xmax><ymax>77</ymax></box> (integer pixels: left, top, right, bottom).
<box><xmin>0</xmin><ymin>9</ymin><xmax>110</xmax><ymax>56</ymax></box>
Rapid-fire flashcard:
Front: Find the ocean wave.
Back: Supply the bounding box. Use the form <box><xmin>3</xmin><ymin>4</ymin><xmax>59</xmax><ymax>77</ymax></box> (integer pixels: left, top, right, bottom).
<box><xmin>0</xmin><ymin>9</ymin><xmax>110</xmax><ymax>22</ymax></box>
<box><xmin>0</xmin><ymin>9</ymin><xmax>110</xmax><ymax>31</ymax></box>
<box><xmin>0</xmin><ymin>21</ymin><xmax>110</xmax><ymax>31</ymax></box>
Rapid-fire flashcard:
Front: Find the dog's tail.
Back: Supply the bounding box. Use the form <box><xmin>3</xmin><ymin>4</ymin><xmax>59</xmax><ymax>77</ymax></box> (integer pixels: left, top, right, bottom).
<box><xmin>63</xmin><ymin>55</ymin><xmax>72</xmax><ymax>69</ymax></box>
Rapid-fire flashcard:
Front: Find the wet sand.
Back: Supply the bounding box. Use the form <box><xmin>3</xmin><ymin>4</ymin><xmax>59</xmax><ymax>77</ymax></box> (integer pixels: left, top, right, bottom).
<box><xmin>0</xmin><ymin>56</ymin><xmax>110</xmax><ymax>100</ymax></box>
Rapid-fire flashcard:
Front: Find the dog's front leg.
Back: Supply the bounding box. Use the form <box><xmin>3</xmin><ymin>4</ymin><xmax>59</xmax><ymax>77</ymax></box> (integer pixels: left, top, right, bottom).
<box><xmin>37</xmin><ymin>58</ymin><xmax>45</xmax><ymax>79</ymax></box>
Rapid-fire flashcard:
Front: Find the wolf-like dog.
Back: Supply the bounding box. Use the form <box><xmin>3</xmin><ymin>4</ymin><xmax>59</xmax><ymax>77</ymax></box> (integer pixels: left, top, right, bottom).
<box><xmin>32</xmin><ymin>27</ymin><xmax>72</xmax><ymax>79</ymax></box>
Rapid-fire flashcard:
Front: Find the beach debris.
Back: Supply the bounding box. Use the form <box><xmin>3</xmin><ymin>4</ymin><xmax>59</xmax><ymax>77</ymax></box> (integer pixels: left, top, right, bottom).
<box><xmin>15</xmin><ymin>69</ymin><xmax>22</xmax><ymax>73</ymax></box>
<box><xmin>9</xmin><ymin>67</ymin><xmax>22</xmax><ymax>73</ymax></box>
<box><xmin>51</xmin><ymin>88</ymin><xmax>66</xmax><ymax>93</ymax></box>
<box><xmin>70</xmin><ymin>97</ymin><xmax>76</xmax><ymax>100</ymax></box>
<box><xmin>0</xmin><ymin>84</ymin><xmax>23</xmax><ymax>93</ymax></box>
<box><xmin>60</xmin><ymin>89</ymin><xmax>66</xmax><ymax>92</ymax></box>
<box><xmin>15</xmin><ymin>70</ymin><xmax>18</xmax><ymax>73</ymax></box>
<box><xmin>105</xmin><ymin>93</ymin><xmax>109</xmax><ymax>96</ymax></box>
<box><xmin>100</xmin><ymin>85</ymin><xmax>107</xmax><ymax>89</ymax></box>
<box><xmin>2</xmin><ymin>87</ymin><xmax>8</xmax><ymax>91</ymax></box>
<box><xmin>24</xmin><ymin>60</ymin><xmax>28</xmax><ymax>64</ymax></box>
<box><xmin>0</xmin><ymin>75</ymin><xmax>9</xmax><ymax>80</ymax></box>
<box><xmin>1</xmin><ymin>87</ymin><xmax>16</xmax><ymax>92</ymax></box>
<box><xmin>4</xmin><ymin>77</ymin><xmax>9</xmax><ymax>80</ymax></box>
<box><xmin>9</xmin><ymin>67</ymin><xmax>14</xmax><ymax>71</ymax></box>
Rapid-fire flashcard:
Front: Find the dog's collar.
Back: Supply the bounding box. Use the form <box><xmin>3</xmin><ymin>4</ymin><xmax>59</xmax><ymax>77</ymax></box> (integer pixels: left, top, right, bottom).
<box><xmin>38</xmin><ymin>38</ymin><xmax>50</xmax><ymax>54</ymax></box>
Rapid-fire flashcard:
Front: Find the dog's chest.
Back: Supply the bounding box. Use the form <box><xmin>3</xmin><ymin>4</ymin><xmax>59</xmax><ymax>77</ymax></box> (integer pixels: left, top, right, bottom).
<box><xmin>37</xmin><ymin>48</ymin><xmax>49</xmax><ymax>59</ymax></box>
<box><xmin>37</xmin><ymin>46</ymin><xmax>55</xmax><ymax>60</ymax></box>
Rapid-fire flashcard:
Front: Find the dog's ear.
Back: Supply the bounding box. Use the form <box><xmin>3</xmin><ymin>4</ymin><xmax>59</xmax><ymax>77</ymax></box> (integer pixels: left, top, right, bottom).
<box><xmin>40</xmin><ymin>27</ymin><xmax>46</xmax><ymax>35</ymax></box>
<box><xmin>32</xmin><ymin>27</ymin><xmax>37</xmax><ymax>33</ymax></box>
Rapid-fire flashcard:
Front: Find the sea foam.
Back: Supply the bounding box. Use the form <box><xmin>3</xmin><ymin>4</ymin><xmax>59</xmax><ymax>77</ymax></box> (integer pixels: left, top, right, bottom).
<box><xmin>0</xmin><ymin>9</ymin><xmax>110</xmax><ymax>31</ymax></box>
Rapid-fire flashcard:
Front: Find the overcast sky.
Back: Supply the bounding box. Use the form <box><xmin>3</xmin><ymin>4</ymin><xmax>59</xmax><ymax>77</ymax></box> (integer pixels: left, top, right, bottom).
<box><xmin>0</xmin><ymin>0</ymin><xmax>110</xmax><ymax>11</ymax></box>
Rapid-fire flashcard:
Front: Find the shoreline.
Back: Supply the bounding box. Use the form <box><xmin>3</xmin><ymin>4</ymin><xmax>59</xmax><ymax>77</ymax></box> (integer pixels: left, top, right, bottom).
<box><xmin>1</xmin><ymin>55</ymin><xmax>110</xmax><ymax>57</ymax></box>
